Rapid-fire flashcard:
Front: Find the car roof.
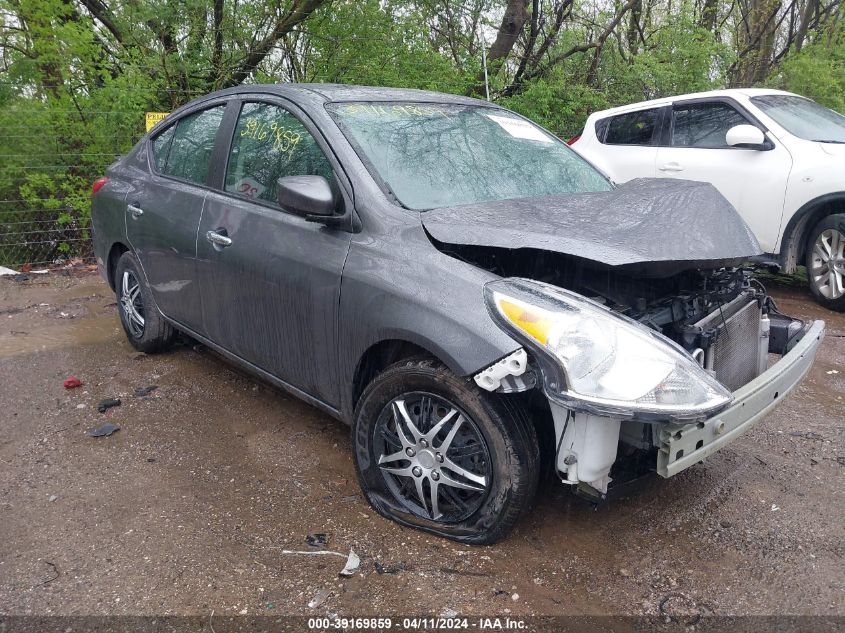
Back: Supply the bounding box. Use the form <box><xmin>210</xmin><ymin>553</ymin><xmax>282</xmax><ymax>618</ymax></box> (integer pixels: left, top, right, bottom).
<box><xmin>189</xmin><ymin>83</ymin><xmax>491</xmax><ymax>108</ymax></box>
<box><xmin>587</xmin><ymin>88</ymin><xmax>798</xmax><ymax>119</ymax></box>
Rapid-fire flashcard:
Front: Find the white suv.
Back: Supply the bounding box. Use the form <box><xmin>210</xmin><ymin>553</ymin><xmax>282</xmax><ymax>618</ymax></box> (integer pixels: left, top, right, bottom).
<box><xmin>572</xmin><ymin>89</ymin><xmax>845</xmax><ymax>311</ymax></box>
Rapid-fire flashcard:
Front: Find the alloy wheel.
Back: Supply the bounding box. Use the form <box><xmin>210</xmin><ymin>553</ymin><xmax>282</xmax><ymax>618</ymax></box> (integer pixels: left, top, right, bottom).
<box><xmin>374</xmin><ymin>392</ymin><xmax>491</xmax><ymax>523</ymax></box>
<box><xmin>810</xmin><ymin>228</ymin><xmax>845</xmax><ymax>300</ymax></box>
<box><xmin>120</xmin><ymin>269</ymin><xmax>146</xmax><ymax>338</ymax></box>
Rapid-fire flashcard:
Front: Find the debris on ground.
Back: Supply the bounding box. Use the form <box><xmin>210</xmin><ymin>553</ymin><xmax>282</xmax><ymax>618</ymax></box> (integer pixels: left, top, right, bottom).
<box><xmin>374</xmin><ymin>561</ymin><xmax>407</xmax><ymax>574</ymax></box>
<box><xmin>97</xmin><ymin>398</ymin><xmax>121</xmax><ymax>413</ymax></box>
<box><xmin>0</xmin><ymin>266</ymin><xmax>18</xmax><ymax>276</ymax></box>
<box><xmin>305</xmin><ymin>533</ymin><xmax>328</xmax><ymax>548</ymax></box>
<box><xmin>33</xmin><ymin>561</ymin><xmax>60</xmax><ymax>588</ymax></box>
<box><xmin>308</xmin><ymin>588</ymin><xmax>331</xmax><ymax>609</ymax></box>
<box><xmin>280</xmin><ymin>548</ymin><xmax>361</xmax><ymax>577</ymax></box>
<box><xmin>63</xmin><ymin>376</ymin><xmax>83</xmax><ymax>389</ymax></box>
<box><xmin>826</xmin><ymin>369</ymin><xmax>839</xmax><ymax>375</ymax></box>
<box><xmin>87</xmin><ymin>423</ymin><xmax>120</xmax><ymax>438</ymax></box>
<box><xmin>339</xmin><ymin>550</ymin><xmax>360</xmax><ymax>577</ymax></box>
<box><xmin>133</xmin><ymin>385</ymin><xmax>158</xmax><ymax>397</ymax></box>
<box><xmin>48</xmin><ymin>495</ymin><xmax>57</xmax><ymax>502</ymax></box>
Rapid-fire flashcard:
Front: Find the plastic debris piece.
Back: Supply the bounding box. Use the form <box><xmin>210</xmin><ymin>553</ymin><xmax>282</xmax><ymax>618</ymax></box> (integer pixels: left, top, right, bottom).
<box><xmin>0</xmin><ymin>266</ymin><xmax>17</xmax><ymax>276</ymax></box>
<box><xmin>308</xmin><ymin>588</ymin><xmax>331</xmax><ymax>609</ymax></box>
<box><xmin>134</xmin><ymin>385</ymin><xmax>158</xmax><ymax>397</ymax></box>
<box><xmin>374</xmin><ymin>561</ymin><xmax>407</xmax><ymax>574</ymax></box>
<box><xmin>339</xmin><ymin>549</ymin><xmax>360</xmax><ymax>577</ymax></box>
<box><xmin>88</xmin><ymin>423</ymin><xmax>120</xmax><ymax>437</ymax></box>
<box><xmin>280</xmin><ymin>548</ymin><xmax>361</xmax><ymax>577</ymax></box>
<box><xmin>97</xmin><ymin>398</ymin><xmax>121</xmax><ymax>413</ymax></box>
<box><xmin>827</xmin><ymin>370</ymin><xmax>839</xmax><ymax>375</ymax></box>
<box><xmin>63</xmin><ymin>376</ymin><xmax>83</xmax><ymax>389</ymax></box>
<box><xmin>305</xmin><ymin>533</ymin><xmax>328</xmax><ymax>548</ymax></box>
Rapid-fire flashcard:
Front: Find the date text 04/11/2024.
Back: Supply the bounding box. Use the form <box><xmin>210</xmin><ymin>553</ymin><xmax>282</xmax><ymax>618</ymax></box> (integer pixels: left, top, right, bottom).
<box><xmin>307</xmin><ymin>617</ymin><xmax>527</xmax><ymax>630</ymax></box>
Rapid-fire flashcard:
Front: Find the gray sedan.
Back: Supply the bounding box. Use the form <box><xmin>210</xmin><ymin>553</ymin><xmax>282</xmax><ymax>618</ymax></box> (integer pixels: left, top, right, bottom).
<box><xmin>92</xmin><ymin>85</ymin><xmax>824</xmax><ymax>543</ymax></box>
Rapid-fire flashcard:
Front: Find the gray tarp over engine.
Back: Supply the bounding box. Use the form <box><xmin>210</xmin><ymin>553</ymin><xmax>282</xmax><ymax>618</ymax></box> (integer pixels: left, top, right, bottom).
<box><xmin>421</xmin><ymin>178</ymin><xmax>763</xmax><ymax>272</ymax></box>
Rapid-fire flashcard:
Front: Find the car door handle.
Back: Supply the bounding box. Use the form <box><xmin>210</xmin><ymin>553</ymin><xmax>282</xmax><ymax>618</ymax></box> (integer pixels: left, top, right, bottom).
<box><xmin>206</xmin><ymin>230</ymin><xmax>232</xmax><ymax>247</ymax></box>
<box><xmin>658</xmin><ymin>162</ymin><xmax>684</xmax><ymax>172</ymax></box>
<box><xmin>127</xmin><ymin>204</ymin><xmax>144</xmax><ymax>218</ymax></box>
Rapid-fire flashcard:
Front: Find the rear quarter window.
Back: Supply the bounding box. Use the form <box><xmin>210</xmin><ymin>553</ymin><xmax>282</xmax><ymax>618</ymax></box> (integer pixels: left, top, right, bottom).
<box><xmin>594</xmin><ymin>117</ymin><xmax>610</xmax><ymax>141</ymax></box>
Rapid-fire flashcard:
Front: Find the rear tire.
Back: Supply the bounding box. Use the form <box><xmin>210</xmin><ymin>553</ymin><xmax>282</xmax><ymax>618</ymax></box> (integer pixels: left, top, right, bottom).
<box><xmin>352</xmin><ymin>357</ymin><xmax>540</xmax><ymax>544</ymax></box>
<box><xmin>114</xmin><ymin>251</ymin><xmax>176</xmax><ymax>352</ymax></box>
<box><xmin>806</xmin><ymin>214</ymin><xmax>845</xmax><ymax>312</ymax></box>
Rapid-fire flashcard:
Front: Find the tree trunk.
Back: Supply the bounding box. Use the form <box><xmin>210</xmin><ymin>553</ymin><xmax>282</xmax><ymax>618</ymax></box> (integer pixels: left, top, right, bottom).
<box><xmin>470</xmin><ymin>0</ymin><xmax>529</xmax><ymax>96</ymax></box>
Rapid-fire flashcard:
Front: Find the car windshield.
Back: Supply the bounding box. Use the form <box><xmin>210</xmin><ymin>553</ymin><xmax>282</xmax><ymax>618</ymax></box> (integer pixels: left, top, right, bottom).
<box><xmin>751</xmin><ymin>95</ymin><xmax>845</xmax><ymax>143</ymax></box>
<box><xmin>327</xmin><ymin>102</ymin><xmax>612</xmax><ymax>210</ymax></box>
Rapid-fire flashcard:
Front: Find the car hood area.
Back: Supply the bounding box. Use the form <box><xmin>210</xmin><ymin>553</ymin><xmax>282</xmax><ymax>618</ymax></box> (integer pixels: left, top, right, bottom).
<box><xmin>421</xmin><ymin>178</ymin><xmax>762</xmax><ymax>271</ymax></box>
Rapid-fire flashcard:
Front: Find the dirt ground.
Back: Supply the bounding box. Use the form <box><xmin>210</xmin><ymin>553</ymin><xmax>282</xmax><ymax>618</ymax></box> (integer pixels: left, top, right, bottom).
<box><xmin>0</xmin><ymin>270</ymin><xmax>842</xmax><ymax>620</ymax></box>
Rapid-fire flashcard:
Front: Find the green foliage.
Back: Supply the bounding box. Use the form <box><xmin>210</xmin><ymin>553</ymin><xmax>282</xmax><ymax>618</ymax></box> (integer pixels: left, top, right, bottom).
<box><xmin>499</xmin><ymin>79</ymin><xmax>611</xmax><ymax>139</ymax></box>
<box><xmin>771</xmin><ymin>27</ymin><xmax>845</xmax><ymax>111</ymax></box>
<box><xmin>0</xmin><ymin>0</ymin><xmax>841</xmax><ymax>265</ymax></box>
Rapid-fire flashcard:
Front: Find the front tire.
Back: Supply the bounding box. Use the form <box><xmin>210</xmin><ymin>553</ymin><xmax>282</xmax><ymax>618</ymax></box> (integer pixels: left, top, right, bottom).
<box><xmin>114</xmin><ymin>251</ymin><xmax>176</xmax><ymax>352</ymax></box>
<box><xmin>352</xmin><ymin>358</ymin><xmax>539</xmax><ymax>544</ymax></box>
<box><xmin>806</xmin><ymin>214</ymin><xmax>845</xmax><ymax>312</ymax></box>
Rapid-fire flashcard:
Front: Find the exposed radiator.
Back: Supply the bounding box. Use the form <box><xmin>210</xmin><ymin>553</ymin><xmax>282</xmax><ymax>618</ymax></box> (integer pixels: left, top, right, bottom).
<box><xmin>693</xmin><ymin>292</ymin><xmax>764</xmax><ymax>392</ymax></box>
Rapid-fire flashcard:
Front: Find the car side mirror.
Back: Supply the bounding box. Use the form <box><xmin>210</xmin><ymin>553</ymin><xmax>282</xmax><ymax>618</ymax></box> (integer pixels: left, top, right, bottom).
<box><xmin>726</xmin><ymin>124</ymin><xmax>769</xmax><ymax>150</ymax></box>
<box><xmin>276</xmin><ymin>175</ymin><xmax>338</xmax><ymax>217</ymax></box>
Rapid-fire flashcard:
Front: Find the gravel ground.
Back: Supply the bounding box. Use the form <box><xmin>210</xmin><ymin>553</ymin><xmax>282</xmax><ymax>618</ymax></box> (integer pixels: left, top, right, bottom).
<box><xmin>0</xmin><ymin>270</ymin><xmax>842</xmax><ymax>620</ymax></box>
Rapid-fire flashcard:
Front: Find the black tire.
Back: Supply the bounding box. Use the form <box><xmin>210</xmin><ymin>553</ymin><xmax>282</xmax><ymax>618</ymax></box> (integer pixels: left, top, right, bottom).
<box><xmin>114</xmin><ymin>251</ymin><xmax>176</xmax><ymax>352</ymax></box>
<box><xmin>352</xmin><ymin>357</ymin><xmax>540</xmax><ymax>544</ymax></box>
<box><xmin>805</xmin><ymin>214</ymin><xmax>845</xmax><ymax>312</ymax></box>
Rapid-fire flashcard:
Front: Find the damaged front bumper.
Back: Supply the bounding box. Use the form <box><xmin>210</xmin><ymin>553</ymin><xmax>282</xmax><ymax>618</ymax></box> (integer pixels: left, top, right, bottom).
<box><xmin>475</xmin><ymin>312</ymin><xmax>825</xmax><ymax>497</ymax></box>
<box><xmin>546</xmin><ymin>318</ymin><xmax>825</xmax><ymax>496</ymax></box>
<box><xmin>656</xmin><ymin>318</ymin><xmax>825</xmax><ymax>477</ymax></box>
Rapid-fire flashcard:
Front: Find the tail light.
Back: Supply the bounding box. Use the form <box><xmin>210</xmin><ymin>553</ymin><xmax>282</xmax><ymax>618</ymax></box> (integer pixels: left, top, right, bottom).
<box><xmin>567</xmin><ymin>135</ymin><xmax>581</xmax><ymax>145</ymax></box>
<box><xmin>92</xmin><ymin>176</ymin><xmax>109</xmax><ymax>196</ymax></box>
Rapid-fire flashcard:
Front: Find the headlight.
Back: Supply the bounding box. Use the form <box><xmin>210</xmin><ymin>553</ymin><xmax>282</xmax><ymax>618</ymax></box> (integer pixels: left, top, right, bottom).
<box><xmin>484</xmin><ymin>278</ymin><xmax>732</xmax><ymax>421</ymax></box>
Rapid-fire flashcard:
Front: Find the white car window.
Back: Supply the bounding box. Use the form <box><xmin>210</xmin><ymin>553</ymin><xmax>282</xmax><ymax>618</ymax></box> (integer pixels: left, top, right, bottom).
<box><xmin>671</xmin><ymin>102</ymin><xmax>749</xmax><ymax>148</ymax></box>
<box><xmin>751</xmin><ymin>95</ymin><xmax>845</xmax><ymax>143</ymax></box>
<box><xmin>603</xmin><ymin>109</ymin><xmax>659</xmax><ymax>145</ymax></box>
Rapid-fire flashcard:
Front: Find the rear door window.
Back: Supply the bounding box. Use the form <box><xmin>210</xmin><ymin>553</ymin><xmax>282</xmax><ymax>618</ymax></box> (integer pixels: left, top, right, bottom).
<box><xmin>158</xmin><ymin>105</ymin><xmax>226</xmax><ymax>184</ymax></box>
<box><xmin>671</xmin><ymin>102</ymin><xmax>750</xmax><ymax>148</ymax></box>
<box><xmin>604</xmin><ymin>109</ymin><xmax>659</xmax><ymax>145</ymax></box>
<box><xmin>224</xmin><ymin>102</ymin><xmax>333</xmax><ymax>206</ymax></box>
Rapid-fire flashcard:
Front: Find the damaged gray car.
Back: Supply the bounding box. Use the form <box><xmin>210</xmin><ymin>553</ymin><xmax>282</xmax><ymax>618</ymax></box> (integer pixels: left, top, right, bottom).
<box><xmin>91</xmin><ymin>85</ymin><xmax>825</xmax><ymax>544</ymax></box>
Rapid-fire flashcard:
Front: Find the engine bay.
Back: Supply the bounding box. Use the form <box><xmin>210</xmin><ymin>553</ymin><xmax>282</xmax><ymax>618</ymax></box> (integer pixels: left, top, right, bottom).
<box><xmin>436</xmin><ymin>242</ymin><xmax>805</xmax><ymax>363</ymax></box>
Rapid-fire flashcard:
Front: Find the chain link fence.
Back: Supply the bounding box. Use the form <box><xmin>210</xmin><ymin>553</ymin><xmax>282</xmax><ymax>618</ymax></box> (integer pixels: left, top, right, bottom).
<box><xmin>0</xmin><ymin>110</ymin><xmax>148</xmax><ymax>269</ymax></box>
